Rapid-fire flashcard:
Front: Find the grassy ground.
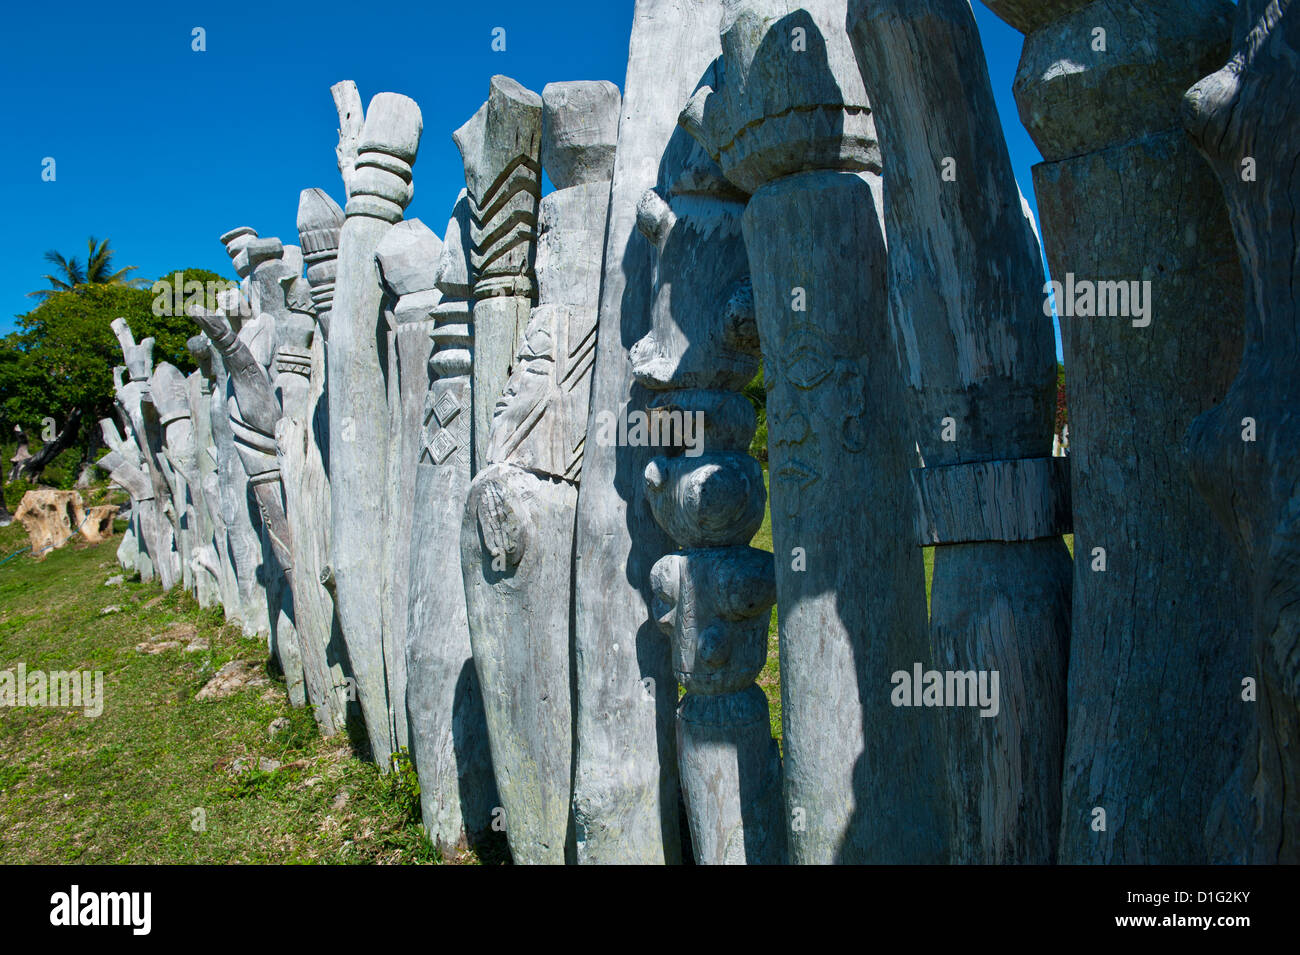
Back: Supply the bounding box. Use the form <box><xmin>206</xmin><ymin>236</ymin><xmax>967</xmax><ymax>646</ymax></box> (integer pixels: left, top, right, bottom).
<box><xmin>0</xmin><ymin>519</ymin><xmax>451</xmax><ymax>864</ymax></box>
<box><xmin>1</xmin><ymin>476</ymin><xmax>1069</xmax><ymax>863</ymax></box>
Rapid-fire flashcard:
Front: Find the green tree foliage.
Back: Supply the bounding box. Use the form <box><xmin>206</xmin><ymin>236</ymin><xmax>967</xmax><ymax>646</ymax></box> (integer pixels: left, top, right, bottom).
<box><xmin>27</xmin><ymin>236</ymin><xmax>149</xmax><ymax>302</ymax></box>
<box><xmin>0</xmin><ymin>268</ymin><xmax>233</xmax><ymax>483</ymax></box>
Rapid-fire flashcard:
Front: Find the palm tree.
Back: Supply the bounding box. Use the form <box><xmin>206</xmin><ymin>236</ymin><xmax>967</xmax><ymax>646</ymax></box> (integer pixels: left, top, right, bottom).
<box><xmin>27</xmin><ymin>236</ymin><xmax>147</xmax><ymax>300</ymax></box>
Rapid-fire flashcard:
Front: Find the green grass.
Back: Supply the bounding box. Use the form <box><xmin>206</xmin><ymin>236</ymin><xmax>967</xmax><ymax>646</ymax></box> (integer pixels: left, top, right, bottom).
<box><xmin>0</xmin><ymin>474</ymin><xmax>1073</xmax><ymax>862</ymax></box>
<box><xmin>0</xmin><ymin>519</ymin><xmax>460</xmax><ymax>864</ymax></box>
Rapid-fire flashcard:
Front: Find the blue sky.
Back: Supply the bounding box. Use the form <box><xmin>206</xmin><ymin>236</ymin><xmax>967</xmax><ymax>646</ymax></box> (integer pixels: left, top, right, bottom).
<box><xmin>1</xmin><ymin>1</ymin><xmax>1047</xmax><ymax>346</ymax></box>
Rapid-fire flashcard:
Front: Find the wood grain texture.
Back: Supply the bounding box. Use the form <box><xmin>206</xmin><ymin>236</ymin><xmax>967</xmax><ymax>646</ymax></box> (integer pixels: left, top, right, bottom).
<box><xmin>406</xmin><ymin>195</ymin><xmax>499</xmax><ymax>851</ymax></box>
<box><xmin>1183</xmin><ymin>0</ymin><xmax>1300</xmax><ymax>862</ymax></box>
<box><xmin>684</xmin><ymin>2</ymin><xmax>944</xmax><ymax>863</ymax></box>
<box><xmin>997</xmin><ymin>0</ymin><xmax>1255</xmax><ymax>863</ymax></box>
<box><xmin>570</xmin><ymin>0</ymin><xmax>731</xmax><ymax>866</ymax></box>
<box><xmin>850</xmin><ymin>0</ymin><xmax>1075</xmax><ymax>863</ymax></box>
<box><xmin>378</xmin><ymin>219</ymin><xmax>444</xmax><ymax>753</ymax></box>
<box><xmin>462</xmin><ymin>98</ymin><xmax>614</xmax><ymax>862</ymax></box>
<box><xmin>912</xmin><ymin>459</ymin><xmax>1071</xmax><ymax>546</ymax></box>
<box><xmin>327</xmin><ymin>91</ymin><xmax>421</xmax><ymax>769</ymax></box>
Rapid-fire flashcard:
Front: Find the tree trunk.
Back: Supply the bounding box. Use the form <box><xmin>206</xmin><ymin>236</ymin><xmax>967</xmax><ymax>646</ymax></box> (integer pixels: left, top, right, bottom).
<box><xmin>16</xmin><ymin>407</ymin><xmax>84</xmax><ymax>483</ymax></box>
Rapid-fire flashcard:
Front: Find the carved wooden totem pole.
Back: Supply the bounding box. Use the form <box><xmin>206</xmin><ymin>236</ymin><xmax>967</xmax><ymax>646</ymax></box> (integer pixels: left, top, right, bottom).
<box><xmin>849</xmin><ymin>0</ymin><xmax>1071</xmax><ymax>863</ymax></box>
<box><xmin>377</xmin><ymin>217</ymin><xmax>443</xmax><ymax>753</ymax></box>
<box><xmin>981</xmin><ymin>0</ymin><xmax>1253</xmax><ymax>862</ymax></box>
<box><xmin>183</xmin><ymin>337</ymin><xmax>224</xmax><ymax>609</ymax></box>
<box><xmin>149</xmin><ymin>361</ymin><xmax>201</xmax><ymax>597</ymax></box>
<box><xmin>110</xmin><ymin>320</ymin><xmax>182</xmax><ymax>591</ymax></box>
<box><xmin>460</xmin><ymin>80</ymin><xmax>618</xmax><ymax>865</ymax></box>
<box><xmin>681</xmin><ymin>0</ymin><xmax>946</xmax><ymax>863</ymax></box>
<box><xmin>405</xmin><ymin>193</ymin><xmax>499</xmax><ymax>851</ymax></box>
<box><xmin>632</xmin><ymin>119</ymin><xmax>785</xmax><ymax>864</ymax></box>
<box><xmin>453</xmin><ymin>75</ymin><xmax>543</xmax><ymax>472</ymax></box>
<box><xmin>206</xmin><ymin>236</ymin><xmax>308</xmax><ymax>704</ymax></box>
<box><xmin>97</xmin><ymin>416</ymin><xmax>159</xmax><ymax>582</ymax></box>
<box><xmin>284</xmin><ymin>186</ymin><xmax>352</xmax><ymax>737</ymax></box>
<box><xmin>571</xmin><ymin>0</ymin><xmax>732</xmax><ymax>867</ymax></box>
<box><xmin>1183</xmin><ymin>0</ymin><xmax>1300</xmax><ymax>862</ymax></box>
<box><xmin>190</xmin><ymin>298</ymin><xmax>304</xmax><ymax>706</ymax></box>
<box><xmin>213</xmin><ymin>227</ymin><xmax>271</xmax><ymax>637</ymax></box>
<box><xmin>327</xmin><ymin>85</ymin><xmax>422</xmax><ymax>768</ymax></box>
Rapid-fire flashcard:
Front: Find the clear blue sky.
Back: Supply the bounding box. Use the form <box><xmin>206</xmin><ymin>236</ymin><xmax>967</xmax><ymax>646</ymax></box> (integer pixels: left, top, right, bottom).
<box><xmin>1</xmin><ymin>1</ymin><xmax>1049</xmax><ymax>349</ymax></box>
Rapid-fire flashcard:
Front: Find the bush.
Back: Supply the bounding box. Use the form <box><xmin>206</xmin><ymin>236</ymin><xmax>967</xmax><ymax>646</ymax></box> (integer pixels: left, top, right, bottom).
<box><xmin>4</xmin><ymin>478</ymin><xmax>35</xmax><ymax>510</ymax></box>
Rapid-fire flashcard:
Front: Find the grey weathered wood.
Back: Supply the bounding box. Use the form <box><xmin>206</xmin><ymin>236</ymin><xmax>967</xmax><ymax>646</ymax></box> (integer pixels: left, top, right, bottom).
<box><xmin>849</xmin><ymin>0</ymin><xmax>1072</xmax><ymax>862</ymax></box>
<box><xmin>462</xmin><ymin>462</ymin><xmax>579</xmax><ymax>863</ymax></box>
<box><xmin>570</xmin><ymin>0</ymin><xmax>729</xmax><ymax>867</ymax></box>
<box><xmin>405</xmin><ymin>192</ymin><xmax>499</xmax><ymax>851</ymax></box>
<box><xmin>96</xmin><ymin>432</ymin><xmax>163</xmax><ymax>584</ymax></box>
<box><xmin>234</xmin><ymin>242</ymin><xmax>309</xmax><ymax>705</ymax></box>
<box><xmin>327</xmin><ymin>89</ymin><xmax>422</xmax><ymax>768</ymax></box>
<box><xmin>109</xmin><ymin>320</ymin><xmax>183</xmax><ymax>592</ymax></box>
<box><xmin>189</xmin><ymin>289</ymin><xmax>310</xmax><ymax>709</ymax></box>
<box><xmin>986</xmin><ymin>0</ymin><xmax>1255</xmax><ymax>863</ymax></box>
<box><xmin>981</xmin><ymin>0</ymin><xmax>1092</xmax><ymax>36</ymax></box>
<box><xmin>189</xmin><ymin>339</ymin><xmax>239</xmax><ymax>608</ymax></box>
<box><xmin>453</xmin><ymin>76</ymin><xmax>543</xmax><ymax>474</ymax></box>
<box><xmin>150</xmin><ymin>362</ymin><xmax>198</xmax><ymax>595</ymax></box>
<box><xmin>196</xmin><ymin>242</ymin><xmax>270</xmax><ymax>637</ymax></box>
<box><xmin>1183</xmin><ymin>0</ymin><xmax>1300</xmax><ymax>863</ymax></box>
<box><xmin>192</xmin><ymin>235</ymin><xmax>313</xmax><ymax>706</ymax></box>
<box><xmin>461</xmin><ymin>82</ymin><xmax>616</xmax><ymax>865</ymax></box>
<box><xmin>683</xmin><ymin>0</ymin><xmax>946</xmax><ymax>864</ymax></box>
<box><xmin>99</xmin><ymin>412</ymin><xmax>153</xmax><ymax>581</ymax></box>
<box><xmin>283</xmin><ymin>186</ymin><xmax>351</xmax><ymax>736</ymax></box>
<box><xmin>627</xmin><ymin>121</ymin><xmax>783</xmax><ymax>863</ymax></box>
<box><xmin>377</xmin><ymin>218</ymin><xmax>443</xmax><ymax>754</ymax></box>
<box><xmin>912</xmin><ymin>459</ymin><xmax>1071</xmax><ymax>546</ymax></box>
<box><xmin>213</xmin><ymin>228</ymin><xmax>273</xmax><ymax>638</ymax></box>
<box><xmin>183</xmin><ymin>347</ymin><xmax>223</xmax><ymax>610</ymax></box>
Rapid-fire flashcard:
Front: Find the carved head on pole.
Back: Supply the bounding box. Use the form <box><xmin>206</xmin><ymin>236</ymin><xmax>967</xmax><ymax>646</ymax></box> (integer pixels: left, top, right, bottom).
<box><xmin>487</xmin><ymin>303</ymin><xmax>588</xmax><ymax>481</ymax></box>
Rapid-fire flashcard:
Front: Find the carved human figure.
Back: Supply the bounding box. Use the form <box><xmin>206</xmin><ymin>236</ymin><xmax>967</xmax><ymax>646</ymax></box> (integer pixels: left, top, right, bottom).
<box><xmin>459</xmin><ymin>80</ymin><xmax>617</xmax><ymax>865</ymax></box>
<box><xmin>405</xmin><ymin>193</ymin><xmax>499</xmax><ymax>852</ymax></box>
<box><xmin>680</xmin><ymin>0</ymin><xmax>946</xmax><ymax>862</ymax></box>
<box><xmin>453</xmin><ymin>76</ymin><xmax>543</xmax><ymax>473</ymax></box>
<box><xmin>622</xmin><ymin>110</ymin><xmax>784</xmax><ymax>862</ymax></box>
<box><xmin>570</xmin><ymin>0</ymin><xmax>734</xmax><ymax>867</ymax></box>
